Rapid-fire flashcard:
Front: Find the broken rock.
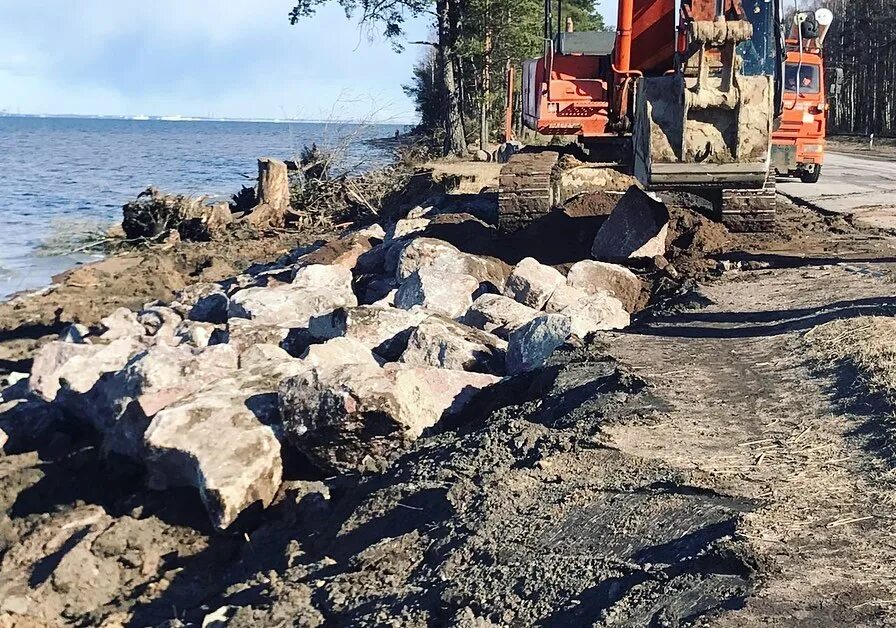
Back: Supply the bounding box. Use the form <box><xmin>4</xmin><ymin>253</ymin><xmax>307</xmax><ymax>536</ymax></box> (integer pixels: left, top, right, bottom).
<box><xmin>394</xmin><ymin>238</ymin><xmax>507</xmax><ymax>291</ymax></box>
<box><xmin>400</xmin><ymin>315</ymin><xmax>506</xmax><ymax>374</ymax></box>
<box><xmin>566</xmin><ymin>260</ymin><xmax>643</xmax><ymax>312</ymax></box>
<box><xmin>308</xmin><ymin>305</ymin><xmax>427</xmax><ymax>360</ymax></box>
<box><xmin>503</xmin><ymin>257</ymin><xmax>565</xmax><ymax>309</ymax></box>
<box><xmin>545</xmin><ymin>286</ymin><xmax>629</xmax><ymax>336</ymax></box>
<box><xmin>395</xmin><ymin>269</ymin><xmax>480</xmax><ymax>318</ymax></box>
<box><xmin>506</xmin><ymin>314</ymin><xmax>572</xmax><ymax>374</ymax></box>
<box><xmin>228</xmin><ymin>264</ymin><xmax>356</xmax><ymax>327</ymax></box>
<box><xmin>99</xmin><ymin>308</ymin><xmax>145</xmax><ymax>341</ymax></box>
<box><xmin>460</xmin><ymin>293</ymin><xmax>541</xmax><ymax>339</ymax></box>
<box><xmin>279</xmin><ymin>363</ymin><xmax>498</xmax><ymax>472</ymax></box>
<box><xmin>29</xmin><ymin>337</ymin><xmax>144</xmax><ymax>403</ymax></box>
<box><xmin>591</xmin><ymin>186</ymin><xmax>669</xmax><ymax>260</ymax></box>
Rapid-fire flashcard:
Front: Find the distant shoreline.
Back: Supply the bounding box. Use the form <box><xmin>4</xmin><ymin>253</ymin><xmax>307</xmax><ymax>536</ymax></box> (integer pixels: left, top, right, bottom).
<box><xmin>0</xmin><ymin>113</ymin><xmax>417</xmax><ymax>126</ymax></box>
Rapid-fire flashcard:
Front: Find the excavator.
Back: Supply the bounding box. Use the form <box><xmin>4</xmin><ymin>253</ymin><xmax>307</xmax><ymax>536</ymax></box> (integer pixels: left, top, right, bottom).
<box><xmin>499</xmin><ymin>0</ymin><xmax>787</xmax><ymax>233</ymax></box>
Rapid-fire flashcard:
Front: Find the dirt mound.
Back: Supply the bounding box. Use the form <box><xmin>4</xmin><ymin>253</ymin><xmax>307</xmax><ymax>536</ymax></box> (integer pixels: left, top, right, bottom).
<box><xmin>562</xmin><ymin>191</ymin><xmax>619</xmax><ymax>218</ymax></box>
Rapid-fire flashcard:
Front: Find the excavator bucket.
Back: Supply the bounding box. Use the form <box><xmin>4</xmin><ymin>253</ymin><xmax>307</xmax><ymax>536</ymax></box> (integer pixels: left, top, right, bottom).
<box><xmin>632</xmin><ymin>17</ymin><xmax>776</xmax><ymax>229</ymax></box>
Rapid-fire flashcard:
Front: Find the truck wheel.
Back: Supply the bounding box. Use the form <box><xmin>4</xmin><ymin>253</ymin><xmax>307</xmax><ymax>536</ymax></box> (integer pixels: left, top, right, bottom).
<box><xmin>800</xmin><ymin>166</ymin><xmax>822</xmax><ymax>184</ymax></box>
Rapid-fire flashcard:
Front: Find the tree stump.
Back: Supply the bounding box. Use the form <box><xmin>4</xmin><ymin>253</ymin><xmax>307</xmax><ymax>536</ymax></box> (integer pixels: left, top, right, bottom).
<box><xmin>252</xmin><ymin>157</ymin><xmax>291</xmax><ymax>228</ymax></box>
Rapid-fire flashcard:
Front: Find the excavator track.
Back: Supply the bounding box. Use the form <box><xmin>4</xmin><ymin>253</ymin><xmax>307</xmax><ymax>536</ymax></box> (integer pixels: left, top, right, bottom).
<box><xmin>497</xmin><ymin>152</ymin><xmax>559</xmax><ymax>234</ymax></box>
<box><xmin>719</xmin><ymin>174</ymin><xmax>777</xmax><ymax>232</ymax></box>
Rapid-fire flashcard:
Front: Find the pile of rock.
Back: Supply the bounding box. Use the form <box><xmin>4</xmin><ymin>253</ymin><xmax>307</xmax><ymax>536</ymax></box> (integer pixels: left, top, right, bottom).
<box><xmin>13</xmin><ymin>184</ymin><xmax>662</xmax><ymax>529</ymax></box>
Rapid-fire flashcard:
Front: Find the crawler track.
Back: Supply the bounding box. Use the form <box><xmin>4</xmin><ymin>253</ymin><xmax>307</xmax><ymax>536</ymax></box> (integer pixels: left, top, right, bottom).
<box><xmin>497</xmin><ymin>152</ymin><xmax>559</xmax><ymax>234</ymax></box>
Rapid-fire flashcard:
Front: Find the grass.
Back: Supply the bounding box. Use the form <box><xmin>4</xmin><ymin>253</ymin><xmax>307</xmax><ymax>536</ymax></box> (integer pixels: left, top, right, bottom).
<box><xmin>807</xmin><ymin>316</ymin><xmax>896</xmax><ymax>401</ymax></box>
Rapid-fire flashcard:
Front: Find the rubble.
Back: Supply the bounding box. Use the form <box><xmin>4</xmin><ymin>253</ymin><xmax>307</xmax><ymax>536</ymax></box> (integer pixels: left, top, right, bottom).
<box><xmin>503</xmin><ymin>257</ymin><xmax>566</xmax><ymax>309</ymax></box>
<box><xmin>279</xmin><ymin>362</ymin><xmax>499</xmax><ymax>472</ymax></box>
<box><xmin>566</xmin><ymin>260</ymin><xmax>643</xmax><ymax>312</ymax></box>
<box><xmin>400</xmin><ymin>315</ymin><xmax>507</xmax><ymax>374</ymax></box>
<box><xmin>308</xmin><ymin>305</ymin><xmax>427</xmax><ymax>360</ymax></box>
<box><xmin>228</xmin><ymin>264</ymin><xmax>357</xmax><ymax>327</ymax></box>
<box><xmin>506</xmin><ymin>314</ymin><xmax>572</xmax><ymax>374</ymax></box>
<box><xmin>591</xmin><ymin>186</ymin><xmax>670</xmax><ymax>260</ymax></box>
<box><xmin>460</xmin><ymin>293</ymin><xmax>541</xmax><ymax>338</ymax></box>
<box><xmin>395</xmin><ymin>268</ymin><xmax>480</xmax><ymax>318</ymax></box>
<box><xmin>546</xmin><ymin>286</ymin><xmax>629</xmax><ymax>336</ymax></box>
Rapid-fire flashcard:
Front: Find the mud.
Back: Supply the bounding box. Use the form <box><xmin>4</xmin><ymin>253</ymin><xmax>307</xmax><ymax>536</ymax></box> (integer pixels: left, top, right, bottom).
<box><xmin>4</xmin><ymin>182</ymin><xmax>896</xmax><ymax>625</ymax></box>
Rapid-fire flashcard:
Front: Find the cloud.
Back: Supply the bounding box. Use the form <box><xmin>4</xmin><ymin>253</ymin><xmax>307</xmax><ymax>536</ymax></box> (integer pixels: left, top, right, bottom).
<box><xmin>0</xmin><ymin>0</ymin><xmax>428</xmax><ymax>122</ymax></box>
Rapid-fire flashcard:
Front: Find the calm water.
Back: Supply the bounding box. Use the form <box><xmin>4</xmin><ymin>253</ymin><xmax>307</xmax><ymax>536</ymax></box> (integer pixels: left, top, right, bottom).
<box><xmin>0</xmin><ymin>116</ymin><xmax>407</xmax><ymax>298</ymax></box>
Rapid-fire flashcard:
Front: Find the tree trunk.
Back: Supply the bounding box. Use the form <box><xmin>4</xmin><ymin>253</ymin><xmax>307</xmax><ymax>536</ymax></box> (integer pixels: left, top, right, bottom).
<box><xmin>480</xmin><ymin>6</ymin><xmax>492</xmax><ymax>151</ymax></box>
<box><xmin>437</xmin><ymin>0</ymin><xmax>467</xmax><ymax>156</ymax></box>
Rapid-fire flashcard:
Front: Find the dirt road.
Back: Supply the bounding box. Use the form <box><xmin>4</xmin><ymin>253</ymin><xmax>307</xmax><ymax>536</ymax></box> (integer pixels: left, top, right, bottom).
<box><xmin>778</xmin><ymin>152</ymin><xmax>896</xmax><ymax>230</ymax></box>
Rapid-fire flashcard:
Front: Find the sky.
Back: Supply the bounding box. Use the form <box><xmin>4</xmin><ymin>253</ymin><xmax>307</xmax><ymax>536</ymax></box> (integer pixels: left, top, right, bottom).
<box><xmin>0</xmin><ymin>1</ymin><xmax>616</xmax><ymax>124</ymax></box>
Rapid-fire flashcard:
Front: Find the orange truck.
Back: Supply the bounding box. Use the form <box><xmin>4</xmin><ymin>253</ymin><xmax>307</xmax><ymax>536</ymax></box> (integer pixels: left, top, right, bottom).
<box><xmin>771</xmin><ymin>8</ymin><xmax>840</xmax><ymax>183</ymax></box>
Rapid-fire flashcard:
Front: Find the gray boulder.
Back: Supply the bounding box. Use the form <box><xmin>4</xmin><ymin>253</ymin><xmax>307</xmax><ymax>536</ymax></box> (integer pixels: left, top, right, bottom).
<box><xmin>279</xmin><ymin>363</ymin><xmax>499</xmax><ymax>472</ymax></box>
<box><xmin>566</xmin><ymin>260</ymin><xmax>643</xmax><ymax>312</ymax></box>
<box><xmin>545</xmin><ymin>286</ymin><xmax>629</xmax><ymax>336</ymax></box>
<box><xmin>400</xmin><ymin>315</ymin><xmax>506</xmax><ymax>374</ymax></box>
<box><xmin>99</xmin><ymin>307</ymin><xmax>145</xmax><ymax>341</ymax></box>
<box><xmin>228</xmin><ymin>263</ymin><xmax>356</xmax><ymax>327</ymax></box>
<box><xmin>225</xmin><ymin>318</ymin><xmax>291</xmax><ymax>354</ymax></box>
<box><xmin>460</xmin><ymin>293</ymin><xmax>541</xmax><ymax>338</ymax></box>
<box><xmin>503</xmin><ymin>257</ymin><xmax>565</xmax><ymax>309</ymax></box>
<box><xmin>591</xmin><ymin>186</ymin><xmax>669</xmax><ymax>260</ymax></box>
<box><xmin>395</xmin><ymin>268</ymin><xmax>480</xmax><ymax>318</ymax></box>
<box><xmin>308</xmin><ymin>305</ymin><xmax>427</xmax><ymax>360</ymax></box>
<box><xmin>394</xmin><ymin>238</ymin><xmax>507</xmax><ymax>291</ymax></box>
<box><xmin>506</xmin><ymin>314</ymin><xmax>572</xmax><ymax>374</ymax></box>
<box><xmin>29</xmin><ymin>337</ymin><xmax>145</xmax><ymax>403</ymax></box>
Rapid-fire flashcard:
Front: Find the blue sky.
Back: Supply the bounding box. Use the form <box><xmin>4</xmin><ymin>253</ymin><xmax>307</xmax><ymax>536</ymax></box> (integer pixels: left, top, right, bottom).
<box><xmin>0</xmin><ymin>1</ymin><xmax>615</xmax><ymax>123</ymax></box>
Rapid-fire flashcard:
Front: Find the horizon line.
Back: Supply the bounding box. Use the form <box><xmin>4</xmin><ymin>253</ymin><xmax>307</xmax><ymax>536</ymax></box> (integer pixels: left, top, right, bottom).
<box><xmin>0</xmin><ymin>112</ymin><xmax>418</xmax><ymax>126</ymax></box>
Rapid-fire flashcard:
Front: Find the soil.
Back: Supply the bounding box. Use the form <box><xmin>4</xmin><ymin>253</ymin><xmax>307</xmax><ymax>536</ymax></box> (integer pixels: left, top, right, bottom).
<box><xmin>4</xmin><ymin>184</ymin><xmax>896</xmax><ymax>626</ymax></box>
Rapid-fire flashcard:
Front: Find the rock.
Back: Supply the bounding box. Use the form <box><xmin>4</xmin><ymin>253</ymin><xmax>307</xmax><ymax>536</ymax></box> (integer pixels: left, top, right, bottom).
<box><xmin>0</xmin><ymin>427</ymin><xmax>6</xmax><ymax>452</ymax></box>
<box><xmin>87</xmin><ymin>344</ymin><xmax>239</xmax><ymax>458</ymax></box>
<box><xmin>545</xmin><ymin>287</ymin><xmax>629</xmax><ymax>336</ymax></box>
<box><xmin>503</xmin><ymin>257</ymin><xmax>565</xmax><ymax>309</ymax></box>
<box><xmin>474</xmin><ymin>149</ymin><xmax>491</xmax><ymax>162</ymax></box>
<box><xmin>387</xmin><ymin>218</ymin><xmax>431</xmax><ymax>240</ymax></box>
<box><xmin>355</xmin><ymin>275</ymin><xmax>398</xmax><ymax>306</ymax></box>
<box><xmin>460</xmin><ymin>294</ymin><xmax>541</xmax><ymax>338</ymax></box>
<box><xmin>176</xmin><ymin>320</ymin><xmax>217</xmax><ymax>348</ymax></box>
<box><xmin>394</xmin><ymin>238</ymin><xmax>507</xmax><ymax>291</ymax></box>
<box><xmin>279</xmin><ymin>363</ymin><xmax>499</xmax><ymax>472</ymax></box>
<box><xmin>239</xmin><ymin>343</ymin><xmax>296</xmax><ymax>369</ymax></box>
<box><xmin>308</xmin><ymin>305</ymin><xmax>427</xmax><ymax>360</ymax></box>
<box><xmin>144</xmin><ymin>370</ymin><xmax>286</xmax><ymax>528</ymax></box>
<box><xmin>566</xmin><ymin>260</ymin><xmax>643</xmax><ymax>312</ymax></box>
<box><xmin>302</xmin><ymin>337</ymin><xmax>382</xmax><ymax>372</ymax></box>
<box><xmin>59</xmin><ymin>323</ymin><xmax>90</xmax><ymax>344</ymax></box>
<box><xmin>591</xmin><ymin>186</ymin><xmax>670</xmax><ymax>260</ymax></box>
<box><xmin>506</xmin><ymin>314</ymin><xmax>572</xmax><ymax>374</ymax></box>
<box><xmin>400</xmin><ymin>315</ymin><xmax>506</xmax><ymax>374</ymax></box>
<box><xmin>138</xmin><ymin>305</ymin><xmax>183</xmax><ymax>343</ymax></box>
<box><xmin>29</xmin><ymin>337</ymin><xmax>144</xmax><ymax>403</ymax></box>
<box><xmin>189</xmin><ymin>292</ymin><xmax>230</xmax><ymax>324</ymax></box>
<box><xmin>225</xmin><ymin>318</ymin><xmax>290</xmax><ymax>353</ymax></box>
<box><xmin>99</xmin><ymin>308</ymin><xmax>145</xmax><ymax>341</ymax></box>
<box><xmin>395</xmin><ymin>269</ymin><xmax>480</xmax><ymax>318</ymax></box>
<box><xmin>228</xmin><ymin>264</ymin><xmax>356</xmax><ymax>327</ymax></box>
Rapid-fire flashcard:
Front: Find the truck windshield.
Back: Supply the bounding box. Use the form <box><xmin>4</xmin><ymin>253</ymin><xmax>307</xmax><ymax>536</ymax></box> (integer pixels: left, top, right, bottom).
<box><xmin>784</xmin><ymin>63</ymin><xmax>820</xmax><ymax>94</ymax></box>
<box><xmin>737</xmin><ymin>0</ymin><xmax>778</xmax><ymax>76</ymax></box>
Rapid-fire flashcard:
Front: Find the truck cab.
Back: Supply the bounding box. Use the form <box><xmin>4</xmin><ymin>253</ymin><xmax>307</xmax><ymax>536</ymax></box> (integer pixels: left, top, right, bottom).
<box><xmin>771</xmin><ymin>50</ymin><xmax>827</xmax><ymax>182</ymax></box>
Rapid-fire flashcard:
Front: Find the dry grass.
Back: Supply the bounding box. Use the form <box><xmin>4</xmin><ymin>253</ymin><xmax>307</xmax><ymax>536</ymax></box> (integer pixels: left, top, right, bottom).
<box><xmin>807</xmin><ymin>316</ymin><xmax>896</xmax><ymax>400</ymax></box>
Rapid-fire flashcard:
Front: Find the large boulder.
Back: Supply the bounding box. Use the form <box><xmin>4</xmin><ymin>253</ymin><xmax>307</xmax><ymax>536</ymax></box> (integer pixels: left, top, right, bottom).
<box><xmin>400</xmin><ymin>315</ymin><xmax>506</xmax><ymax>374</ymax></box>
<box><xmin>506</xmin><ymin>314</ymin><xmax>572</xmax><ymax>374</ymax></box>
<box><xmin>591</xmin><ymin>186</ymin><xmax>669</xmax><ymax>260</ymax></box>
<box><xmin>394</xmin><ymin>238</ymin><xmax>507</xmax><ymax>291</ymax></box>
<box><xmin>545</xmin><ymin>286</ymin><xmax>629</xmax><ymax>336</ymax></box>
<box><xmin>308</xmin><ymin>305</ymin><xmax>427</xmax><ymax>360</ymax></box>
<box><xmin>29</xmin><ymin>338</ymin><xmax>144</xmax><ymax>403</ymax></box>
<box><xmin>224</xmin><ymin>318</ymin><xmax>291</xmax><ymax>354</ymax></box>
<box><xmin>143</xmin><ymin>357</ymin><xmax>301</xmax><ymax>528</ymax></box>
<box><xmin>301</xmin><ymin>337</ymin><xmax>383</xmax><ymax>372</ymax></box>
<box><xmin>460</xmin><ymin>294</ymin><xmax>541</xmax><ymax>339</ymax></box>
<box><xmin>503</xmin><ymin>257</ymin><xmax>565</xmax><ymax>309</ymax></box>
<box><xmin>279</xmin><ymin>363</ymin><xmax>499</xmax><ymax>472</ymax></box>
<box><xmin>99</xmin><ymin>308</ymin><xmax>145</xmax><ymax>341</ymax></box>
<box><xmin>395</xmin><ymin>269</ymin><xmax>480</xmax><ymax>318</ymax></box>
<box><xmin>302</xmin><ymin>228</ymin><xmax>383</xmax><ymax>271</ymax></box>
<box><xmin>86</xmin><ymin>344</ymin><xmax>239</xmax><ymax>458</ymax></box>
<box><xmin>565</xmin><ymin>260</ymin><xmax>643</xmax><ymax>312</ymax></box>
<box><xmin>138</xmin><ymin>305</ymin><xmax>183</xmax><ymax>343</ymax></box>
<box><xmin>228</xmin><ymin>264</ymin><xmax>356</xmax><ymax>327</ymax></box>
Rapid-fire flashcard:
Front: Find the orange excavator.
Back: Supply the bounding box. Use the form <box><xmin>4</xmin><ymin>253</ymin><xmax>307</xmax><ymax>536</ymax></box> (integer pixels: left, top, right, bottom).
<box><xmin>771</xmin><ymin>8</ymin><xmax>838</xmax><ymax>183</ymax></box>
<box><xmin>499</xmin><ymin>0</ymin><xmax>787</xmax><ymax>232</ymax></box>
